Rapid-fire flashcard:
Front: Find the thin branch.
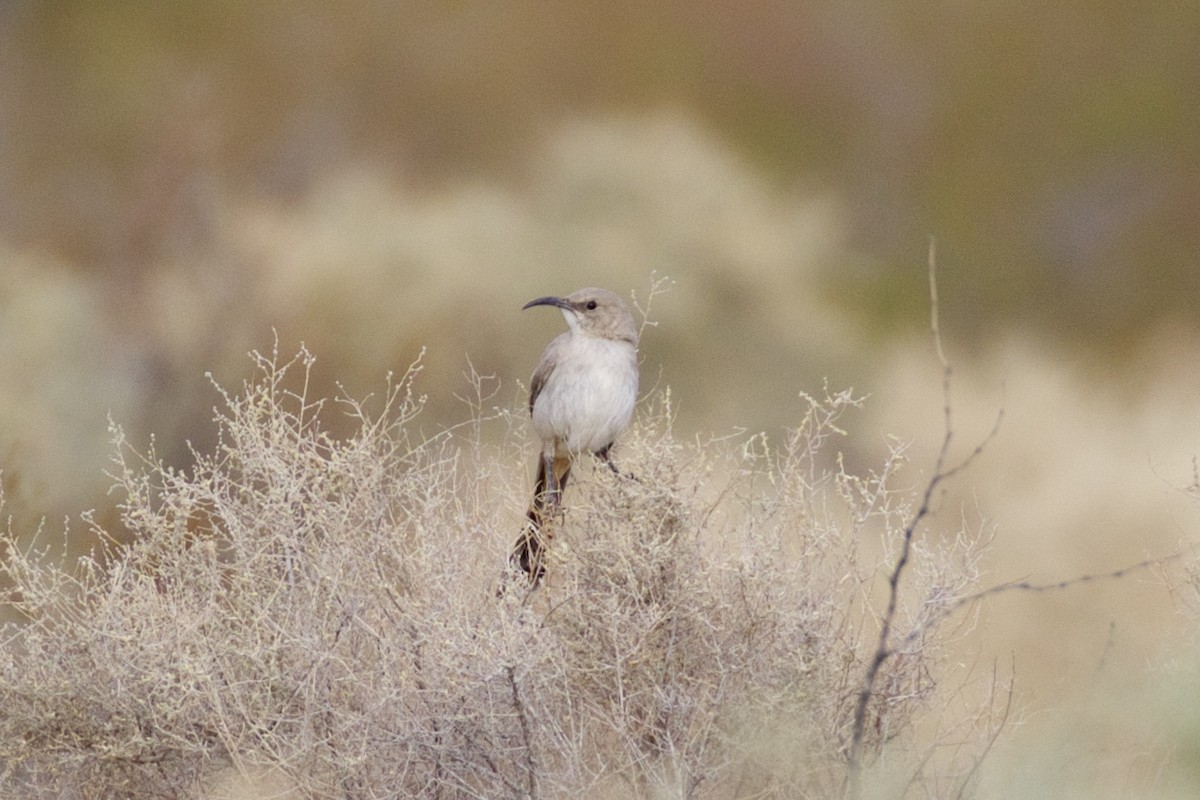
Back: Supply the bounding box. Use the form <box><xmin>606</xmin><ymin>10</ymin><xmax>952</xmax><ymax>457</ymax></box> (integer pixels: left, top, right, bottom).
<box><xmin>846</xmin><ymin>239</ymin><xmax>1001</xmax><ymax>786</ymax></box>
<box><xmin>508</xmin><ymin>665</ymin><xmax>540</xmax><ymax>800</ymax></box>
<box><xmin>953</xmin><ymin>656</ymin><xmax>1015</xmax><ymax>800</ymax></box>
<box><xmin>900</xmin><ymin>549</ymin><xmax>1193</xmax><ymax>651</ymax></box>
<box><xmin>928</xmin><ymin>238</ymin><xmax>947</xmax><ymax>370</ymax></box>
<box><xmin>631</xmin><ymin>271</ymin><xmax>674</xmax><ymax>342</ymax></box>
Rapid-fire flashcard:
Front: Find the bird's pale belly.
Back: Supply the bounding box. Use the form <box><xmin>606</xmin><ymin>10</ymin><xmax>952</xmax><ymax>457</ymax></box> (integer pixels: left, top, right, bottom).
<box><xmin>532</xmin><ymin>340</ymin><xmax>637</xmax><ymax>455</ymax></box>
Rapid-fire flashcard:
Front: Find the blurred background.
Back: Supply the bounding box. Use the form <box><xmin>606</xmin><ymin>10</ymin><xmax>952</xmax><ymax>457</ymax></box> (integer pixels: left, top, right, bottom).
<box><xmin>2</xmin><ymin>2</ymin><xmax>1199</xmax><ymax>794</ymax></box>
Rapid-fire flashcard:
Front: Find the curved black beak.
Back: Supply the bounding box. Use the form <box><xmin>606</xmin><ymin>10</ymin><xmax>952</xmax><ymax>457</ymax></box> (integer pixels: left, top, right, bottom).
<box><xmin>522</xmin><ymin>296</ymin><xmax>573</xmax><ymax>311</ymax></box>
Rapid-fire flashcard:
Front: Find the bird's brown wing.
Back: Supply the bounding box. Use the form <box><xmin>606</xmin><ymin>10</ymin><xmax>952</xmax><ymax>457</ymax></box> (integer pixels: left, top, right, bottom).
<box><xmin>528</xmin><ymin>333</ymin><xmax>567</xmax><ymax>415</ymax></box>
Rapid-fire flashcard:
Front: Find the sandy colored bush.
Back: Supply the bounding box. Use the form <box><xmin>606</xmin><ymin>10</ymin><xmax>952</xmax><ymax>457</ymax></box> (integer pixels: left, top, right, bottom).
<box><xmin>0</xmin><ymin>347</ymin><xmax>995</xmax><ymax>798</ymax></box>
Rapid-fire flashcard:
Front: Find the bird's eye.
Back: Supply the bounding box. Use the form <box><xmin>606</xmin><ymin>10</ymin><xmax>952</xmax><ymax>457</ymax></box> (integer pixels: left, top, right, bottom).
<box><xmin>585</xmin><ymin>300</ymin><xmax>598</xmax><ymax>310</ymax></box>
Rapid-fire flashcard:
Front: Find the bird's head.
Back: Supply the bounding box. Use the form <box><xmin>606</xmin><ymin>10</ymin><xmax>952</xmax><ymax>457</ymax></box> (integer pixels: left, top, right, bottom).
<box><xmin>522</xmin><ymin>288</ymin><xmax>638</xmax><ymax>345</ymax></box>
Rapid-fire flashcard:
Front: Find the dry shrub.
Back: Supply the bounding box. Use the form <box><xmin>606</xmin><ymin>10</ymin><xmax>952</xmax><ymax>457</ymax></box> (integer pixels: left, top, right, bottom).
<box><xmin>0</xmin><ymin>348</ymin><xmax>995</xmax><ymax>798</ymax></box>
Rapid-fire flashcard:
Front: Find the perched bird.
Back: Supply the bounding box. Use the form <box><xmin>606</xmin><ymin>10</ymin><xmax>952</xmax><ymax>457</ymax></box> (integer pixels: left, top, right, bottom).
<box><xmin>510</xmin><ymin>288</ymin><xmax>639</xmax><ymax>584</ymax></box>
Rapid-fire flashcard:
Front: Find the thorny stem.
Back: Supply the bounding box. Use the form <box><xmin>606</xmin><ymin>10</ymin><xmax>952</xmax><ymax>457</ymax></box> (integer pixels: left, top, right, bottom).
<box><xmin>906</xmin><ymin>550</ymin><xmax>1192</xmax><ymax>650</ymax></box>
<box><xmin>845</xmin><ymin>240</ymin><xmax>1000</xmax><ymax>790</ymax></box>
<box><xmin>508</xmin><ymin>665</ymin><xmax>540</xmax><ymax>800</ymax></box>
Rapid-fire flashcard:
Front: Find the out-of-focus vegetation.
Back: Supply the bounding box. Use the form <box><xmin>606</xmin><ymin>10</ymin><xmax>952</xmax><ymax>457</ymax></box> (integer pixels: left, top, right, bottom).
<box><xmin>1</xmin><ymin>2</ymin><xmax>1199</xmax><ymax>797</ymax></box>
<box><xmin>3</xmin><ymin>2</ymin><xmax>1196</xmax><ymax>342</ymax></box>
<box><xmin>2</xmin><ymin>1</ymin><xmax>1196</xmax><ymax>505</ymax></box>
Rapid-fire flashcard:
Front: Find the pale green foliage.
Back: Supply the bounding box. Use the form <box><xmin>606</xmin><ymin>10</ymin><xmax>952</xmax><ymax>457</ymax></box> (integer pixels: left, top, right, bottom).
<box><xmin>0</xmin><ymin>349</ymin><xmax>993</xmax><ymax>798</ymax></box>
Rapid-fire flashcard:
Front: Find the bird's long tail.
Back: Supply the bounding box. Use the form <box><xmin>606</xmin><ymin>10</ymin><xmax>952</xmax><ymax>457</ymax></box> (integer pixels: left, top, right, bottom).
<box><xmin>510</xmin><ymin>455</ymin><xmax>572</xmax><ymax>585</ymax></box>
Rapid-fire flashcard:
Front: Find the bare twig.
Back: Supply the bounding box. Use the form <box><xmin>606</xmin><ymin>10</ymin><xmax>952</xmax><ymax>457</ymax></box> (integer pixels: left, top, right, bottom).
<box><xmin>902</xmin><ymin>549</ymin><xmax>1193</xmax><ymax>651</ymax></box>
<box><xmin>630</xmin><ymin>271</ymin><xmax>674</xmax><ymax>341</ymax></box>
<box><xmin>508</xmin><ymin>665</ymin><xmax>540</xmax><ymax>800</ymax></box>
<box><xmin>953</xmin><ymin>657</ymin><xmax>1015</xmax><ymax>800</ymax></box>
<box><xmin>846</xmin><ymin>239</ymin><xmax>1001</xmax><ymax>785</ymax></box>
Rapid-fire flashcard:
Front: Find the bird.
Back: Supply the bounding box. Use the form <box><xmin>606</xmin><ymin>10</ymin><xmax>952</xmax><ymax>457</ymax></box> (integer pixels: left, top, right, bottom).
<box><xmin>509</xmin><ymin>288</ymin><xmax>639</xmax><ymax>585</ymax></box>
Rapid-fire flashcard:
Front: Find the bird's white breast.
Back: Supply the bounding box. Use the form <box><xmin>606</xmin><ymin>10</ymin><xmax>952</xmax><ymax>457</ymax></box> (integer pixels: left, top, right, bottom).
<box><xmin>532</xmin><ymin>335</ymin><xmax>638</xmax><ymax>455</ymax></box>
